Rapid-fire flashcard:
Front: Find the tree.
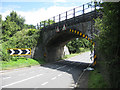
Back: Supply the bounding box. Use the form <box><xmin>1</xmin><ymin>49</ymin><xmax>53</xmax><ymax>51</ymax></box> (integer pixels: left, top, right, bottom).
<box><xmin>95</xmin><ymin>2</ymin><xmax>120</xmax><ymax>88</ymax></box>
<box><xmin>24</xmin><ymin>24</ymin><xmax>36</xmax><ymax>29</ymax></box>
<box><xmin>5</xmin><ymin>11</ymin><xmax>25</xmax><ymax>30</ymax></box>
<box><xmin>2</xmin><ymin>20</ymin><xmax>20</xmax><ymax>41</ymax></box>
<box><xmin>1</xmin><ymin>11</ymin><xmax>25</xmax><ymax>41</ymax></box>
<box><xmin>66</xmin><ymin>38</ymin><xmax>91</xmax><ymax>53</ymax></box>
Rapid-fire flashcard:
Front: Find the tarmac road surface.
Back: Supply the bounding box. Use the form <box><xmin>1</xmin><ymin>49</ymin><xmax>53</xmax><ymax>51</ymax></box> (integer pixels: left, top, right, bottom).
<box><xmin>0</xmin><ymin>51</ymin><xmax>92</xmax><ymax>89</ymax></box>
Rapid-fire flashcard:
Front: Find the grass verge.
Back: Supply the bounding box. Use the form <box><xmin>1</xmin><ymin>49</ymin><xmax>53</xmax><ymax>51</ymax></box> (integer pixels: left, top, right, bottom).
<box><xmin>0</xmin><ymin>57</ymin><xmax>46</xmax><ymax>70</ymax></box>
<box><xmin>88</xmin><ymin>69</ymin><xmax>109</xmax><ymax>88</ymax></box>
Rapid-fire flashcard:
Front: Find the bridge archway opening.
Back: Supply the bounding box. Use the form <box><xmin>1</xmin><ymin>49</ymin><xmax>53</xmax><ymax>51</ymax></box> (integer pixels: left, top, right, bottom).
<box><xmin>45</xmin><ymin>30</ymin><xmax>94</xmax><ymax>63</ymax></box>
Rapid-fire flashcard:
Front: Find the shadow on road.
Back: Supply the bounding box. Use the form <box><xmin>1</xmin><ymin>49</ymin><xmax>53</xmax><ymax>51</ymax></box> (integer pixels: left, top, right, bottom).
<box><xmin>40</xmin><ymin>59</ymin><xmax>90</xmax><ymax>84</ymax></box>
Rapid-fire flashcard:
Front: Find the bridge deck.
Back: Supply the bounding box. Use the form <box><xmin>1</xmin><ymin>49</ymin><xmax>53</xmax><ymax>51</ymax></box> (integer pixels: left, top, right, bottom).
<box><xmin>41</xmin><ymin>10</ymin><xmax>101</xmax><ymax>31</ymax></box>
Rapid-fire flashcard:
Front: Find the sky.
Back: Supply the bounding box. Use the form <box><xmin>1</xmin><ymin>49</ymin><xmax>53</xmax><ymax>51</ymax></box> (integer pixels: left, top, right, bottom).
<box><xmin>0</xmin><ymin>0</ymin><xmax>93</xmax><ymax>26</ymax></box>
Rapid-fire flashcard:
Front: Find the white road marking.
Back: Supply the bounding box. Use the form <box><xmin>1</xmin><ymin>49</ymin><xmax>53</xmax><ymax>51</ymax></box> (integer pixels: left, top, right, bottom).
<box><xmin>56</xmin><ymin>65</ymin><xmax>66</xmax><ymax>70</ymax></box>
<box><xmin>56</xmin><ymin>67</ymin><xmax>62</xmax><ymax>69</ymax></box>
<box><xmin>41</xmin><ymin>82</ymin><xmax>48</xmax><ymax>85</ymax></box>
<box><xmin>44</xmin><ymin>68</ymin><xmax>49</xmax><ymax>70</ymax></box>
<box><xmin>0</xmin><ymin>71</ymin><xmax>3</xmax><ymax>73</ymax></box>
<box><xmin>57</xmin><ymin>60</ymin><xmax>62</xmax><ymax>62</ymax></box>
<box><xmin>53</xmin><ymin>70</ymin><xmax>56</xmax><ymax>71</ymax></box>
<box><xmin>67</xmin><ymin>69</ymin><xmax>71</xmax><ymax>71</ymax></box>
<box><xmin>62</xmin><ymin>72</ymin><xmax>66</xmax><ymax>74</ymax></box>
<box><xmin>58</xmin><ymin>74</ymin><xmax>62</xmax><ymax>76</ymax></box>
<box><xmin>3</xmin><ymin>77</ymin><xmax>11</xmax><ymax>80</ymax></box>
<box><xmin>51</xmin><ymin>77</ymin><xmax>56</xmax><ymax>80</ymax></box>
<box><xmin>2</xmin><ymin>74</ymin><xmax>43</xmax><ymax>88</ymax></box>
<box><xmin>62</xmin><ymin>65</ymin><xmax>66</xmax><ymax>68</ymax></box>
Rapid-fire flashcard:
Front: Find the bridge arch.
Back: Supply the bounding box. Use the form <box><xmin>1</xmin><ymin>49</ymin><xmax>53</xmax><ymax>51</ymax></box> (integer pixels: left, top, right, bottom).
<box><xmin>33</xmin><ymin>1</ymin><xmax>101</xmax><ymax>63</ymax></box>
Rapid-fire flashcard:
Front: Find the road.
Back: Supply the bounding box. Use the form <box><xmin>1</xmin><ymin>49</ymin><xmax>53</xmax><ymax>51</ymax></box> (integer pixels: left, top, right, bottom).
<box><xmin>0</xmin><ymin>51</ymin><xmax>92</xmax><ymax>89</ymax></box>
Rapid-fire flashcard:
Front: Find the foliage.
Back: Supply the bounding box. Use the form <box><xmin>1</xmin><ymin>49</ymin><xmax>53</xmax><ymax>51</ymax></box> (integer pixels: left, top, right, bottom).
<box><xmin>2</xmin><ymin>20</ymin><xmax>20</xmax><ymax>41</ymax></box>
<box><xmin>0</xmin><ymin>45</ymin><xmax>12</xmax><ymax>61</ymax></box>
<box><xmin>24</xmin><ymin>24</ymin><xmax>36</xmax><ymax>29</ymax></box>
<box><xmin>1</xmin><ymin>29</ymin><xmax>40</xmax><ymax>61</ymax></box>
<box><xmin>27</xmin><ymin>29</ymin><xmax>36</xmax><ymax>36</ymax></box>
<box><xmin>66</xmin><ymin>38</ymin><xmax>91</xmax><ymax>53</ymax></box>
<box><xmin>7</xmin><ymin>11</ymin><xmax>25</xmax><ymax>29</ymax></box>
<box><xmin>95</xmin><ymin>2</ymin><xmax>120</xmax><ymax>88</ymax></box>
<box><xmin>40</xmin><ymin>20</ymin><xmax>55</xmax><ymax>28</ymax></box>
<box><xmin>1</xmin><ymin>11</ymin><xmax>40</xmax><ymax>62</ymax></box>
<box><xmin>88</xmin><ymin>70</ymin><xmax>109</xmax><ymax>88</ymax></box>
<box><xmin>2</xmin><ymin>11</ymin><xmax>25</xmax><ymax>41</ymax></box>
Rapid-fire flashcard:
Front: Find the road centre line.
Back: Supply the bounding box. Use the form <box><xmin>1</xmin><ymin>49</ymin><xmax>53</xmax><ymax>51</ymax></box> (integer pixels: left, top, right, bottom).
<box><xmin>2</xmin><ymin>74</ymin><xmax>43</xmax><ymax>88</ymax></box>
<box><xmin>58</xmin><ymin>74</ymin><xmax>62</xmax><ymax>76</ymax></box>
<box><xmin>67</xmin><ymin>69</ymin><xmax>71</xmax><ymax>71</ymax></box>
<box><xmin>41</xmin><ymin>82</ymin><xmax>48</xmax><ymax>85</ymax></box>
<box><xmin>3</xmin><ymin>77</ymin><xmax>11</xmax><ymax>80</ymax></box>
<box><xmin>56</xmin><ymin>65</ymin><xmax>66</xmax><ymax>69</ymax></box>
<box><xmin>51</xmin><ymin>77</ymin><xmax>57</xmax><ymax>80</ymax></box>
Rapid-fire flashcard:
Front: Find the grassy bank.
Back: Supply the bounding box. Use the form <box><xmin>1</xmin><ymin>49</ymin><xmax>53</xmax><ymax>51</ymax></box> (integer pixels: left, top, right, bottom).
<box><xmin>0</xmin><ymin>57</ymin><xmax>46</xmax><ymax>70</ymax></box>
<box><xmin>88</xmin><ymin>69</ymin><xmax>109</xmax><ymax>88</ymax></box>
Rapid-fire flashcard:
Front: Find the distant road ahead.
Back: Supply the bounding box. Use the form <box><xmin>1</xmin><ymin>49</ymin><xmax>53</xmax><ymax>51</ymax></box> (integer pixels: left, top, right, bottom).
<box><xmin>1</xmin><ymin>51</ymin><xmax>92</xmax><ymax>89</ymax></box>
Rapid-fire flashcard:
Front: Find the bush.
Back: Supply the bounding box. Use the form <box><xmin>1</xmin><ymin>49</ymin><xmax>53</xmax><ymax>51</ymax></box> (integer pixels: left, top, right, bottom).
<box><xmin>0</xmin><ymin>29</ymin><xmax>40</xmax><ymax>61</ymax></box>
<box><xmin>27</xmin><ymin>29</ymin><xmax>36</xmax><ymax>36</ymax></box>
<box><xmin>66</xmin><ymin>38</ymin><xmax>91</xmax><ymax>54</ymax></box>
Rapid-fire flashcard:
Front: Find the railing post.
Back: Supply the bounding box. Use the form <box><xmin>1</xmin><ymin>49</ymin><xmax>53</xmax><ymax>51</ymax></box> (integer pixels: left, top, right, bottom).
<box><xmin>73</xmin><ymin>8</ymin><xmax>75</xmax><ymax>17</ymax></box>
<box><xmin>53</xmin><ymin>16</ymin><xmax>55</xmax><ymax>23</ymax></box>
<box><xmin>94</xmin><ymin>1</ymin><xmax>97</xmax><ymax>18</ymax></box>
<box><xmin>44</xmin><ymin>21</ymin><xmax>45</xmax><ymax>27</ymax></box>
<box><xmin>66</xmin><ymin>11</ymin><xmax>67</xmax><ymax>20</ymax></box>
<box><xmin>40</xmin><ymin>22</ymin><xmax>41</xmax><ymax>29</ymax></box>
<box><xmin>83</xmin><ymin>4</ymin><xmax>84</xmax><ymax>19</ymax></box>
<box><xmin>83</xmin><ymin>4</ymin><xmax>84</xmax><ymax>14</ymax></box>
<box><xmin>66</xmin><ymin>11</ymin><xmax>67</xmax><ymax>23</ymax></box>
<box><xmin>59</xmin><ymin>14</ymin><xmax>61</xmax><ymax>22</ymax></box>
<box><xmin>48</xmin><ymin>19</ymin><xmax>50</xmax><ymax>25</ymax></box>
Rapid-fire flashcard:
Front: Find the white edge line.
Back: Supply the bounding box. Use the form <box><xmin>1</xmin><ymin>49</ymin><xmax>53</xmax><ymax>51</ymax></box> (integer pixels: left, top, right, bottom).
<box><xmin>2</xmin><ymin>74</ymin><xmax>43</xmax><ymax>88</ymax></box>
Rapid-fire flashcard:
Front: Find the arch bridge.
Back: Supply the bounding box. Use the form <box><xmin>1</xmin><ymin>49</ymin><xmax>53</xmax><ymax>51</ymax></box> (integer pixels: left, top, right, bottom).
<box><xmin>33</xmin><ymin>2</ymin><xmax>102</xmax><ymax>63</ymax></box>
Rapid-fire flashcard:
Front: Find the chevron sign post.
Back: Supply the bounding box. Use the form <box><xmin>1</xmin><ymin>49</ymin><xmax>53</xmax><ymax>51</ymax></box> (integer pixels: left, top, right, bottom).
<box><xmin>8</xmin><ymin>48</ymin><xmax>31</xmax><ymax>56</ymax></box>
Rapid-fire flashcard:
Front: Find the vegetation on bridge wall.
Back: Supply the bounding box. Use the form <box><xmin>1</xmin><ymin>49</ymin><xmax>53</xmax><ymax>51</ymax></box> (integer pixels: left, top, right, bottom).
<box><xmin>95</xmin><ymin>2</ymin><xmax>120</xmax><ymax>88</ymax></box>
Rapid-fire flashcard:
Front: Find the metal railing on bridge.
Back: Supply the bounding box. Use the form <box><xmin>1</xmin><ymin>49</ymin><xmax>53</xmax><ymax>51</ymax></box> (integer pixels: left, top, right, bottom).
<box><xmin>39</xmin><ymin>1</ymin><xmax>101</xmax><ymax>29</ymax></box>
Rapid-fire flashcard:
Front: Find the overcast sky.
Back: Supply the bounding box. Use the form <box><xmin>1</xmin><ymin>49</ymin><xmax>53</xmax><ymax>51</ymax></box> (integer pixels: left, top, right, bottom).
<box><xmin>0</xmin><ymin>0</ymin><xmax>92</xmax><ymax>26</ymax></box>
